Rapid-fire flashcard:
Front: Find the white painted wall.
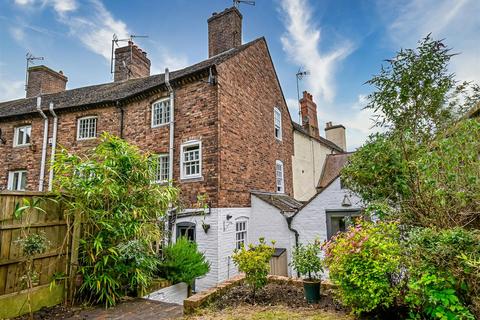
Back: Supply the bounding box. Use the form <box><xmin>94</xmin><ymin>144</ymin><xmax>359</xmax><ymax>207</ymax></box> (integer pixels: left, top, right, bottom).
<box><xmin>292</xmin><ymin>131</ymin><xmax>336</xmax><ymax>201</ymax></box>
<box><xmin>292</xmin><ymin>178</ymin><xmax>363</xmax><ymax>245</ymax></box>
<box><xmin>144</xmin><ymin>282</ymin><xmax>187</xmax><ymax>305</ymax></box>
<box><xmin>250</xmin><ymin>195</ymin><xmax>295</xmax><ymax>276</ymax></box>
<box><xmin>173</xmin><ymin>207</ymin><xmax>251</xmax><ymax>292</ymax></box>
<box><xmin>174</xmin><ymin>209</ymin><xmax>219</xmax><ymax>291</ymax></box>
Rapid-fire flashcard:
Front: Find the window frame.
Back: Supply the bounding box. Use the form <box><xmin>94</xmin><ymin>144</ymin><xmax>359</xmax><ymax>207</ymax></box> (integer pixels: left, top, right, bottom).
<box><xmin>7</xmin><ymin>170</ymin><xmax>27</xmax><ymax>191</ymax></box>
<box><xmin>326</xmin><ymin>210</ymin><xmax>362</xmax><ymax>240</ymax></box>
<box><xmin>275</xmin><ymin>160</ymin><xmax>285</xmax><ymax>193</ymax></box>
<box><xmin>13</xmin><ymin>125</ymin><xmax>32</xmax><ymax>147</ymax></box>
<box><xmin>274</xmin><ymin>107</ymin><xmax>282</xmax><ymax>141</ymax></box>
<box><xmin>76</xmin><ymin>116</ymin><xmax>98</xmax><ymax>141</ymax></box>
<box><xmin>176</xmin><ymin>222</ymin><xmax>196</xmax><ymax>242</ymax></box>
<box><xmin>180</xmin><ymin>140</ymin><xmax>202</xmax><ymax>180</ymax></box>
<box><xmin>235</xmin><ymin>219</ymin><xmax>248</xmax><ymax>250</ymax></box>
<box><xmin>151</xmin><ymin>97</ymin><xmax>171</xmax><ymax>128</ymax></box>
<box><xmin>153</xmin><ymin>153</ymin><xmax>170</xmax><ymax>184</ymax></box>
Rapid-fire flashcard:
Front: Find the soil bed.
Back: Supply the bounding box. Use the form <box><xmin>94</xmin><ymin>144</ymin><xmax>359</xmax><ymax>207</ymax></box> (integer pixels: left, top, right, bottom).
<box><xmin>210</xmin><ymin>282</ymin><xmax>347</xmax><ymax>314</ymax></box>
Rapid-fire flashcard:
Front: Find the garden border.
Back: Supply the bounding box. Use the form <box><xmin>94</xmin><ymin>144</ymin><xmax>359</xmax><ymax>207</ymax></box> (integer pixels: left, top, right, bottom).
<box><xmin>183</xmin><ymin>275</ymin><xmax>336</xmax><ymax>314</ymax></box>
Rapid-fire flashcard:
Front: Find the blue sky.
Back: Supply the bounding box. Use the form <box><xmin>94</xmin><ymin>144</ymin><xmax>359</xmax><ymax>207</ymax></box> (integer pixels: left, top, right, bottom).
<box><xmin>0</xmin><ymin>0</ymin><xmax>478</xmax><ymax>149</ymax></box>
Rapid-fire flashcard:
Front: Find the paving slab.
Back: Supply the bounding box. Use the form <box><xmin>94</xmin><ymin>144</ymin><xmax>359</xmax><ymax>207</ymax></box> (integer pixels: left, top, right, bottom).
<box><xmin>69</xmin><ymin>298</ymin><xmax>183</xmax><ymax>320</ymax></box>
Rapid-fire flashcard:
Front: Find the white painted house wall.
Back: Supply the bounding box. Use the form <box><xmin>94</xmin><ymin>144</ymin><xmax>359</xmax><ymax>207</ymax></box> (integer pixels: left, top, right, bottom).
<box><xmin>292</xmin><ymin>130</ymin><xmax>336</xmax><ymax>201</ymax></box>
<box><xmin>292</xmin><ymin>177</ymin><xmax>363</xmax><ymax>245</ymax></box>
<box><xmin>250</xmin><ymin>195</ymin><xmax>295</xmax><ymax>276</ymax></box>
<box><xmin>173</xmin><ymin>207</ymin><xmax>251</xmax><ymax>292</ymax></box>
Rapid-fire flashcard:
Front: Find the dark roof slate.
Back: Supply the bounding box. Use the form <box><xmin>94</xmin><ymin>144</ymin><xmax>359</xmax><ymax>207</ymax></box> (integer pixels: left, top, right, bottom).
<box><xmin>251</xmin><ymin>191</ymin><xmax>303</xmax><ymax>216</ymax></box>
<box><xmin>292</xmin><ymin>122</ymin><xmax>343</xmax><ymax>152</ymax></box>
<box><xmin>0</xmin><ymin>38</ymin><xmax>264</xmax><ymax>119</ymax></box>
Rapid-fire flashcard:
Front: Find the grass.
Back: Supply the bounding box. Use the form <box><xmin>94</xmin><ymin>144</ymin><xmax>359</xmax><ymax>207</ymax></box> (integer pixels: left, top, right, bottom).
<box><xmin>185</xmin><ymin>305</ymin><xmax>353</xmax><ymax>320</ymax></box>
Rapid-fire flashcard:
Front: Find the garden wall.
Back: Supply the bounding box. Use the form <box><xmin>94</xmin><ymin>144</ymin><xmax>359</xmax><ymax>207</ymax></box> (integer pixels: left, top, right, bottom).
<box><xmin>0</xmin><ymin>192</ymin><xmax>73</xmax><ymax>319</ymax></box>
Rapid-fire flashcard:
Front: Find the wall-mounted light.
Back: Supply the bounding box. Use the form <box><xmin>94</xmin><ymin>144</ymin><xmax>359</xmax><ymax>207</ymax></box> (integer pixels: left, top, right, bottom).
<box><xmin>226</xmin><ymin>214</ymin><xmax>232</xmax><ymax>220</ymax></box>
<box><xmin>341</xmin><ymin>194</ymin><xmax>352</xmax><ymax>207</ymax></box>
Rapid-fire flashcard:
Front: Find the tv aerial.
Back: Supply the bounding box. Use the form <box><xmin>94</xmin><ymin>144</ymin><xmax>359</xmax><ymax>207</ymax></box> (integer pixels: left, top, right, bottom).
<box><xmin>296</xmin><ymin>68</ymin><xmax>310</xmax><ymax>124</ymax></box>
<box><xmin>110</xmin><ymin>34</ymin><xmax>148</xmax><ymax>76</ymax></box>
<box><xmin>233</xmin><ymin>0</ymin><xmax>255</xmax><ymax>8</ymax></box>
<box><xmin>25</xmin><ymin>52</ymin><xmax>44</xmax><ymax>92</ymax></box>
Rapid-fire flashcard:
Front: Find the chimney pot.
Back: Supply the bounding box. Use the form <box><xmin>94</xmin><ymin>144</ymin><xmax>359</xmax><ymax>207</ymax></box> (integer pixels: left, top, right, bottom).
<box><xmin>325</xmin><ymin>122</ymin><xmax>347</xmax><ymax>151</ymax></box>
<box><xmin>114</xmin><ymin>41</ymin><xmax>151</xmax><ymax>82</ymax></box>
<box><xmin>208</xmin><ymin>7</ymin><xmax>243</xmax><ymax>58</ymax></box>
<box><xmin>299</xmin><ymin>90</ymin><xmax>320</xmax><ymax>139</ymax></box>
<box><xmin>26</xmin><ymin>65</ymin><xmax>68</xmax><ymax>98</ymax></box>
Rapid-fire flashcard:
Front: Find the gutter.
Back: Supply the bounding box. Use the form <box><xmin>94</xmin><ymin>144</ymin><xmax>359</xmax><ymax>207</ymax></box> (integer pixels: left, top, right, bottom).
<box><xmin>36</xmin><ymin>97</ymin><xmax>48</xmax><ymax>192</ymax></box>
<box><xmin>165</xmin><ymin>68</ymin><xmax>174</xmax><ymax>186</ymax></box>
<box><xmin>48</xmin><ymin>102</ymin><xmax>57</xmax><ymax>191</ymax></box>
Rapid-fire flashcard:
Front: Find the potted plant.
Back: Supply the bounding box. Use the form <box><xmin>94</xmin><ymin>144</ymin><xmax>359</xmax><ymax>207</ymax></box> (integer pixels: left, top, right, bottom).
<box><xmin>290</xmin><ymin>242</ymin><xmax>324</xmax><ymax>303</ymax></box>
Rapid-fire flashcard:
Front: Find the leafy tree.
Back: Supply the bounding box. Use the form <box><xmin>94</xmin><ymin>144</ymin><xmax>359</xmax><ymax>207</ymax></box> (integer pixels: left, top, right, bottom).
<box><xmin>290</xmin><ymin>241</ymin><xmax>323</xmax><ymax>281</ymax></box>
<box><xmin>159</xmin><ymin>237</ymin><xmax>210</xmax><ymax>296</ymax></box>
<box><xmin>53</xmin><ymin>133</ymin><xmax>178</xmax><ymax>307</ymax></box>
<box><xmin>342</xmin><ymin>35</ymin><xmax>480</xmax><ymax>228</ymax></box>
<box><xmin>405</xmin><ymin>227</ymin><xmax>480</xmax><ymax>319</ymax></box>
<box><xmin>232</xmin><ymin>238</ymin><xmax>274</xmax><ymax>302</ymax></box>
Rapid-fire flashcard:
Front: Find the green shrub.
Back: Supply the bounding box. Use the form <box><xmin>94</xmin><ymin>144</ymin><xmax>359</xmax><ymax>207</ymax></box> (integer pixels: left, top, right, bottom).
<box><xmin>290</xmin><ymin>241</ymin><xmax>323</xmax><ymax>280</ymax></box>
<box><xmin>53</xmin><ymin>133</ymin><xmax>179</xmax><ymax>306</ymax></box>
<box><xmin>405</xmin><ymin>227</ymin><xmax>480</xmax><ymax>319</ymax></box>
<box><xmin>159</xmin><ymin>237</ymin><xmax>210</xmax><ymax>296</ymax></box>
<box><xmin>323</xmin><ymin>221</ymin><xmax>402</xmax><ymax>315</ymax></box>
<box><xmin>232</xmin><ymin>238</ymin><xmax>274</xmax><ymax>301</ymax></box>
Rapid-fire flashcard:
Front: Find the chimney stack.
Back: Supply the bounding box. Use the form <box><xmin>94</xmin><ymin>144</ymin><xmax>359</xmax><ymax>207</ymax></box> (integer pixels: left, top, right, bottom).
<box><xmin>325</xmin><ymin>122</ymin><xmax>347</xmax><ymax>151</ymax></box>
<box><xmin>208</xmin><ymin>7</ymin><xmax>242</xmax><ymax>58</ymax></box>
<box><xmin>114</xmin><ymin>40</ymin><xmax>151</xmax><ymax>82</ymax></box>
<box><xmin>300</xmin><ymin>91</ymin><xmax>320</xmax><ymax>139</ymax></box>
<box><xmin>26</xmin><ymin>66</ymin><xmax>67</xmax><ymax>98</ymax></box>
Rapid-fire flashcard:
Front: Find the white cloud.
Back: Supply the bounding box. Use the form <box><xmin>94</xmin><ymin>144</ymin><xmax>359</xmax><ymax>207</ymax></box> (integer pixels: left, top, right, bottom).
<box><xmin>50</xmin><ymin>0</ymin><xmax>77</xmax><ymax>14</ymax></box>
<box><xmin>14</xmin><ymin>0</ymin><xmax>35</xmax><ymax>6</ymax></box>
<box><xmin>0</xmin><ymin>70</ymin><xmax>24</xmax><ymax>102</ymax></box>
<box><xmin>279</xmin><ymin>0</ymin><xmax>353</xmax><ymax>102</ymax></box>
<box><xmin>9</xmin><ymin>26</ymin><xmax>25</xmax><ymax>42</ymax></box>
<box><xmin>58</xmin><ymin>0</ymin><xmax>129</xmax><ymax>61</ymax></box>
<box><xmin>383</xmin><ymin>0</ymin><xmax>480</xmax><ymax>84</ymax></box>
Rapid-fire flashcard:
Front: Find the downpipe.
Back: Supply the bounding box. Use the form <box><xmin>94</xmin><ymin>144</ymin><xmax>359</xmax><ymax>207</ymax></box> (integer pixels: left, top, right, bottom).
<box><xmin>48</xmin><ymin>102</ymin><xmax>58</xmax><ymax>192</ymax></box>
<box><xmin>36</xmin><ymin>97</ymin><xmax>48</xmax><ymax>192</ymax></box>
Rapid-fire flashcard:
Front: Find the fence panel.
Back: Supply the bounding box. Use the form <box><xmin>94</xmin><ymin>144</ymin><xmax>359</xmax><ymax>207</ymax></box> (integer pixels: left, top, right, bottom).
<box><xmin>0</xmin><ymin>192</ymin><xmax>70</xmax><ymax>296</ymax></box>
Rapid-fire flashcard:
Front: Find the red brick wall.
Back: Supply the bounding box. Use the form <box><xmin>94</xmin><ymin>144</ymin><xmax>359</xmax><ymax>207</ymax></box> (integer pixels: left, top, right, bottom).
<box><xmin>216</xmin><ymin>39</ymin><xmax>294</xmax><ymax>207</ymax></box>
<box><xmin>0</xmin><ymin>80</ymin><xmax>219</xmax><ymax>208</ymax></box>
<box><xmin>0</xmin><ymin>116</ymin><xmax>45</xmax><ymax>191</ymax></box>
<box><xmin>0</xmin><ymin>39</ymin><xmax>294</xmax><ymax>209</ymax></box>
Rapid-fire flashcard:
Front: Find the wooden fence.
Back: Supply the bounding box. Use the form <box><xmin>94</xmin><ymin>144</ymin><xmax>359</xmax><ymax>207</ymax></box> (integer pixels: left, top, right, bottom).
<box><xmin>0</xmin><ymin>191</ymin><xmax>73</xmax><ymax>317</ymax></box>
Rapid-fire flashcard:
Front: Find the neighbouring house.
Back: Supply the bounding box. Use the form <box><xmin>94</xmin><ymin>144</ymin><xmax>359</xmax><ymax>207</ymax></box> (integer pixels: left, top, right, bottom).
<box><xmin>0</xmin><ymin>7</ymin><xmax>294</xmax><ymax>291</ymax></box>
<box><xmin>251</xmin><ymin>149</ymin><xmax>363</xmax><ymax>277</ymax></box>
<box><xmin>292</xmin><ymin>91</ymin><xmax>343</xmax><ymax>201</ymax></box>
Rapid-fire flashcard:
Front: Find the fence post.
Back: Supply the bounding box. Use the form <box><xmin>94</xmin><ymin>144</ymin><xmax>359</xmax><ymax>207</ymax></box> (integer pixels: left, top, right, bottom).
<box><xmin>68</xmin><ymin>211</ymin><xmax>81</xmax><ymax>303</ymax></box>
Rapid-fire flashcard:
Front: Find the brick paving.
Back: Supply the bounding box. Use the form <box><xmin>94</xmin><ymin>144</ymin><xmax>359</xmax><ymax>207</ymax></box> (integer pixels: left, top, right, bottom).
<box><xmin>69</xmin><ymin>298</ymin><xmax>183</xmax><ymax>319</ymax></box>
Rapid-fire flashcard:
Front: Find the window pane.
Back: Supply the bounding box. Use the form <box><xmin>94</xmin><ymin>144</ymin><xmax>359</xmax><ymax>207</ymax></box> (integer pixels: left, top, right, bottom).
<box><xmin>13</xmin><ymin>172</ymin><xmax>19</xmax><ymax>190</ymax></box>
<box><xmin>20</xmin><ymin>172</ymin><xmax>26</xmax><ymax>190</ymax></box>
<box><xmin>17</xmin><ymin>129</ymin><xmax>24</xmax><ymax>145</ymax></box>
<box><xmin>24</xmin><ymin>127</ymin><xmax>31</xmax><ymax>144</ymax></box>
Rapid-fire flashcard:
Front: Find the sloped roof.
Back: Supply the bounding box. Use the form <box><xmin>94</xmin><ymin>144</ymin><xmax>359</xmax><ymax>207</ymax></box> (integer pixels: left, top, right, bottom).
<box><xmin>0</xmin><ymin>37</ymin><xmax>264</xmax><ymax>119</ymax></box>
<box><xmin>292</xmin><ymin>122</ymin><xmax>343</xmax><ymax>152</ymax></box>
<box><xmin>251</xmin><ymin>191</ymin><xmax>303</xmax><ymax>216</ymax></box>
<box><xmin>317</xmin><ymin>153</ymin><xmax>353</xmax><ymax>190</ymax></box>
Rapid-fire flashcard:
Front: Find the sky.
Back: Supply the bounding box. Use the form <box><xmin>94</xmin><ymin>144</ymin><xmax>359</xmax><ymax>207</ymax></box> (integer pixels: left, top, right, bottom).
<box><xmin>0</xmin><ymin>0</ymin><xmax>478</xmax><ymax>149</ymax></box>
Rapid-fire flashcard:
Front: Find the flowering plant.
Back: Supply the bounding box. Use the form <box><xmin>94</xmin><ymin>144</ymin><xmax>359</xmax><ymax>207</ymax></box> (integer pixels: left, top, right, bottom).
<box><xmin>323</xmin><ymin>220</ymin><xmax>402</xmax><ymax>315</ymax></box>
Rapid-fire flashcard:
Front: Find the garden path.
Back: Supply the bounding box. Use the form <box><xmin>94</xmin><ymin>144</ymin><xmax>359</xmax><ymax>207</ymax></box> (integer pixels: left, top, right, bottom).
<box><xmin>69</xmin><ymin>298</ymin><xmax>183</xmax><ymax>319</ymax></box>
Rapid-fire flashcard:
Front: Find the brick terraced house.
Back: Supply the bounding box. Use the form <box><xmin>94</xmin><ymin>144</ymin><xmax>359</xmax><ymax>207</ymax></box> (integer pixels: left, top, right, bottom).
<box><xmin>0</xmin><ymin>7</ymin><xmax>295</xmax><ymax>290</ymax></box>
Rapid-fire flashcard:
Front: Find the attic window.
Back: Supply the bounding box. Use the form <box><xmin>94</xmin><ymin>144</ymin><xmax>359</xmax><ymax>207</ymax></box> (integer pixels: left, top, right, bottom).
<box><xmin>151</xmin><ymin>98</ymin><xmax>170</xmax><ymax>127</ymax></box>
<box><xmin>276</xmin><ymin>160</ymin><xmax>284</xmax><ymax>193</ymax></box>
<box><xmin>274</xmin><ymin>107</ymin><xmax>282</xmax><ymax>140</ymax></box>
